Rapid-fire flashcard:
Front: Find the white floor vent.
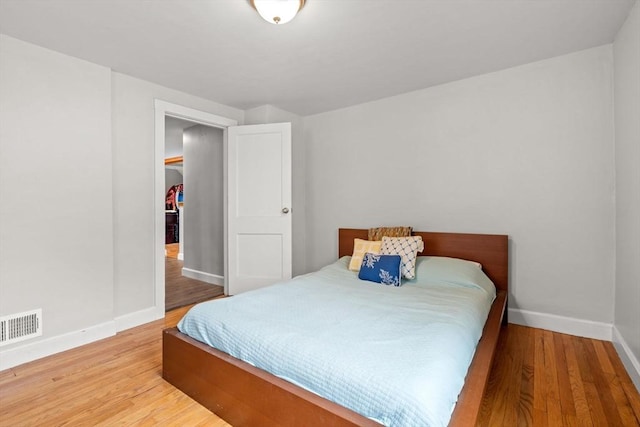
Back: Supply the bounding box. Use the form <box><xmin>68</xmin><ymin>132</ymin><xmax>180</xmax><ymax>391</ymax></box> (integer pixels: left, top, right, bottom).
<box><xmin>0</xmin><ymin>309</ymin><xmax>42</xmax><ymax>347</ymax></box>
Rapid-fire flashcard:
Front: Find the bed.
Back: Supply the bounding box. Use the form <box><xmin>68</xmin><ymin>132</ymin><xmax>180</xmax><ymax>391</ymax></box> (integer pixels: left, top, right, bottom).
<box><xmin>163</xmin><ymin>228</ymin><xmax>508</xmax><ymax>426</ymax></box>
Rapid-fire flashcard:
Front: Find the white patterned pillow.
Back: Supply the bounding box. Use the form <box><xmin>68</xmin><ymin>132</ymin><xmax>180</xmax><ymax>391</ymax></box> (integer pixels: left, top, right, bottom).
<box><xmin>380</xmin><ymin>236</ymin><xmax>424</xmax><ymax>279</ymax></box>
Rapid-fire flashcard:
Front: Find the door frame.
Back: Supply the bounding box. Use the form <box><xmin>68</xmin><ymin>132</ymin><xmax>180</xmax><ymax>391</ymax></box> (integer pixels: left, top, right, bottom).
<box><xmin>153</xmin><ymin>100</ymin><xmax>237</xmax><ymax>316</ymax></box>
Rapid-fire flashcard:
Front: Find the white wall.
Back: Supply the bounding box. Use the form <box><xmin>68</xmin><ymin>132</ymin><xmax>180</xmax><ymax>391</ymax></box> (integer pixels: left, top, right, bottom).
<box><xmin>183</xmin><ymin>125</ymin><xmax>224</xmax><ymax>281</ymax></box>
<box><xmin>304</xmin><ymin>46</ymin><xmax>616</xmax><ymax>327</ymax></box>
<box><xmin>0</xmin><ymin>35</ymin><xmax>114</xmax><ymax>362</ymax></box>
<box><xmin>164</xmin><ymin>119</ymin><xmax>184</xmax><ymax>192</ymax></box>
<box><xmin>111</xmin><ymin>73</ymin><xmax>244</xmax><ymax>320</ymax></box>
<box><xmin>245</xmin><ymin>105</ymin><xmax>307</xmax><ymax>276</ymax></box>
<box><xmin>0</xmin><ymin>34</ymin><xmax>245</xmax><ymax>368</ymax></box>
<box><xmin>165</xmin><ymin>169</ymin><xmax>183</xmax><ymax>193</ymax></box>
<box><xmin>164</xmin><ymin>116</ymin><xmax>187</xmax><ymax>158</ymax></box>
<box><xmin>613</xmin><ymin>0</ymin><xmax>640</xmax><ymax>390</ymax></box>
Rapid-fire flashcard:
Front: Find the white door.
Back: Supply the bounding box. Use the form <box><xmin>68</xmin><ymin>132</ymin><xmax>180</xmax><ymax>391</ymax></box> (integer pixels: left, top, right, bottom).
<box><xmin>226</xmin><ymin>123</ymin><xmax>292</xmax><ymax>295</ymax></box>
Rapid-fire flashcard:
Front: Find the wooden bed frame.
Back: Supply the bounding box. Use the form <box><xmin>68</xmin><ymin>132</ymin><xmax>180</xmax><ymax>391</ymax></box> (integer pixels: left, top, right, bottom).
<box><xmin>163</xmin><ymin>228</ymin><xmax>509</xmax><ymax>426</ymax></box>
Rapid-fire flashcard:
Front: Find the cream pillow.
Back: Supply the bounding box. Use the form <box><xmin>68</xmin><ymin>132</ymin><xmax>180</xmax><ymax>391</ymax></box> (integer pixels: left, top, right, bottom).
<box><xmin>380</xmin><ymin>236</ymin><xmax>424</xmax><ymax>279</ymax></box>
<box><xmin>348</xmin><ymin>238</ymin><xmax>382</xmax><ymax>271</ymax></box>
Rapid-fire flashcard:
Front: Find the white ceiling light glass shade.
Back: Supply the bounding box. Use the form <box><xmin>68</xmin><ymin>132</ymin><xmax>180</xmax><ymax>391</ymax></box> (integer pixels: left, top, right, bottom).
<box><xmin>250</xmin><ymin>0</ymin><xmax>306</xmax><ymax>25</ymax></box>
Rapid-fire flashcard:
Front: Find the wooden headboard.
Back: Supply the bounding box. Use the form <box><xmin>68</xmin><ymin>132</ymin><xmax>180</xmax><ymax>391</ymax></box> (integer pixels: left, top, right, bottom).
<box><xmin>338</xmin><ymin>228</ymin><xmax>509</xmax><ymax>292</ymax></box>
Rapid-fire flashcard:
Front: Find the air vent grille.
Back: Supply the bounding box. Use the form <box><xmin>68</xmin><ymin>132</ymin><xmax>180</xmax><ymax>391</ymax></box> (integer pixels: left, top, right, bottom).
<box><xmin>0</xmin><ymin>309</ymin><xmax>42</xmax><ymax>347</ymax></box>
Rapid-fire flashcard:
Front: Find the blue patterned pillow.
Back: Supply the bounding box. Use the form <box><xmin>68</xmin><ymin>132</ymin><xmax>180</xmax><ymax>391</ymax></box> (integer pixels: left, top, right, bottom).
<box><xmin>358</xmin><ymin>253</ymin><xmax>403</xmax><ymax>286</ymax></box>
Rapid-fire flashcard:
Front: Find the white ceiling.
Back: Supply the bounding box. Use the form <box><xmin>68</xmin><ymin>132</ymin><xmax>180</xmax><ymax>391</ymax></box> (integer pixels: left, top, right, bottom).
<box><xmin>0</xmin><ymin>0</ymin><xmax>635</xmax><ymax>116</ymax></box>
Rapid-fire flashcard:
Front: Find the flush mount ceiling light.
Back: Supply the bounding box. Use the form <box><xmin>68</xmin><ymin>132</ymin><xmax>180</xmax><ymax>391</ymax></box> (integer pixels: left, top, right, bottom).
<box><xmin>250</xmin><ymin>0</ymin><xmax>306</xmax><ymax>25</ymax></box>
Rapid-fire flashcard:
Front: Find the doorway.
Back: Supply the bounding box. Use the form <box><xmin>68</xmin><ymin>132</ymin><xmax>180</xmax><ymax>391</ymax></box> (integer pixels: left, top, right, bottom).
<box><xmin>154</xmin><ymin>100</ymin><xmax>238</xmax><ymax>314</ymax></box>
<box><xmin>163</xmin><ymin>116</ymin><xmax>226</xmax><ymax>310</ymax></box>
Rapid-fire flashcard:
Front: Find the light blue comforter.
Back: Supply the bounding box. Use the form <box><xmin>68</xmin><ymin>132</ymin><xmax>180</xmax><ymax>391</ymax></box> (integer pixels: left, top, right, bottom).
<box><xmin>178</xmin><ymin>257</ymin><xmax>495</xmax><ymax>427</ymax></box>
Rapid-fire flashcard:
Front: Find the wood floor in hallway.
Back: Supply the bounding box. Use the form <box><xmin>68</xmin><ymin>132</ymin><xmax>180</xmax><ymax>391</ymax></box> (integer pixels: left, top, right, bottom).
<box><xmin>165</xmin><ymin>257</ymin><xmax>224</xmax><ymax>311</ymax></box>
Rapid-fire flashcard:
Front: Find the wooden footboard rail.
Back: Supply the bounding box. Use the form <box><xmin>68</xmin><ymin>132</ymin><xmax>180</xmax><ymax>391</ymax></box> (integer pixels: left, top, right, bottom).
<box><xmin>449</xmin><ymin>289</ymin><xmax>507</xmax><ymax>426</ymax></box>
<box><xmin>163</xmin><ymin>328</ymin><xmax>381</xmax><ymax>427</ymax></box>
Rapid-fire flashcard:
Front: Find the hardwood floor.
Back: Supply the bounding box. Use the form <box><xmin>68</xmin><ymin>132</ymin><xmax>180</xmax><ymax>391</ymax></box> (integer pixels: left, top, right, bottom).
<box><xmin>165</xmin><ymin>243</ymin><xmax>179</xmax><ymax>259</ymax></box>
<box><xmin>1</xmin><ymin>317</ymin><xmax>638</xmax><ymax>426</ymax></box>
<box><xmin>165</xmin><ymin>257</ymin><xmax>224</xmax><ymax>311</ymax></box>
<box><xmin>477</xmin><ymin>324</ymin><xmax>640</xmax><ymax>426</ymax></box>
<box><xmin>0</xmin><ymin>306</ymin><xmax>228</xmax><ymax>426</ymax></box>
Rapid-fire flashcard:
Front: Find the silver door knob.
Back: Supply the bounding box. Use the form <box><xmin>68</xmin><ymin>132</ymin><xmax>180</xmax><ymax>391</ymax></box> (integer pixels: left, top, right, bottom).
<box><xmin>282</xmin><ymin>207</ymin><xmax>290</xmax><ymax>214</ymax></box>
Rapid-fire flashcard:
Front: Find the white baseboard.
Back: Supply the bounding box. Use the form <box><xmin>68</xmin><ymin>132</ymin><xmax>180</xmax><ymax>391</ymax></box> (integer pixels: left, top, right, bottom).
<box><xmin>114</xmin><ymin>306</ymin><xmax>164</xmax><ymax>332</ymax></box>
<box><xmin>612</xmin><ymin>326</ymin><xmax>640</xmax><ymax>393</ymax></box>
<box><xmin>0</xmin><ymin>305</ymin><xmax>166</xmax><ymax>371</ymax></box>
<box><xmin>0</xmin><ymin>320</ymin><xmax>116</xmax><ymax>371</ymax></box>
<box><xmin>182</xmin><ymin>267</ymin><xmax>224</xmax><ymax>286</ymax></box>
<box><xmin>508</xmin><ymin>308</ymin><xmax>612</xmax><ymax>341</ymax></box>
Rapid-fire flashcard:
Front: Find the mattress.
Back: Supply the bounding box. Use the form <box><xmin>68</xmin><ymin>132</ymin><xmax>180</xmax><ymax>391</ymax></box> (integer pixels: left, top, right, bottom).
<box><xmin>177</xmin><ymin>256</ymin><xmax>495</xmax><ymax>427</ymax></box>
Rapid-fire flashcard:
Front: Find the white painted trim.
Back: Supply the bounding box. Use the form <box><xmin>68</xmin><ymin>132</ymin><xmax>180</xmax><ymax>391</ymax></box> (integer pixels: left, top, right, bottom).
<box><xmin>223</xmin><ymin>128</ymin><xmax>229</xmax><ymax>295</ymax></box>
<box><xmin>508</xmin><ymin>308</ymin><xmax>613</xmax><ymax>341</ymax></box>
<box><xmin>154</xmin><ymin>100</ymin><xmax>238</xmax><ymax>317</ymax></box>
<box><xmin>155</xmin><ymin>100</ymin><xmax>238</xmax><ymax>129</ymax></box>
<box><xmin>613</xmin><ymin>326</ymin><xmax>640</xmax><ymax>392</ymax></box>
<box><xmin>0</xmin><ymin>321</ymin><xmax>116</xmax><ymax>371</ymax></box>
<box><xmin>114</xmin><ymin>306</ymin><xmax>164</xmax><ymax>332</ymax></box>
<box><xmin>177</xmin><ymin>252</ymin><xmax>184</xmax><ymax>261</ymax></box>
<box><xmin>182</xmin><ymin>267</ymin><xmax>224</xmax><ymax>286</ymax></box>
<box><xmin>154</xmin><ymin>105</ymin><xmax>167</xmax><ymax>315</ymax></box>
